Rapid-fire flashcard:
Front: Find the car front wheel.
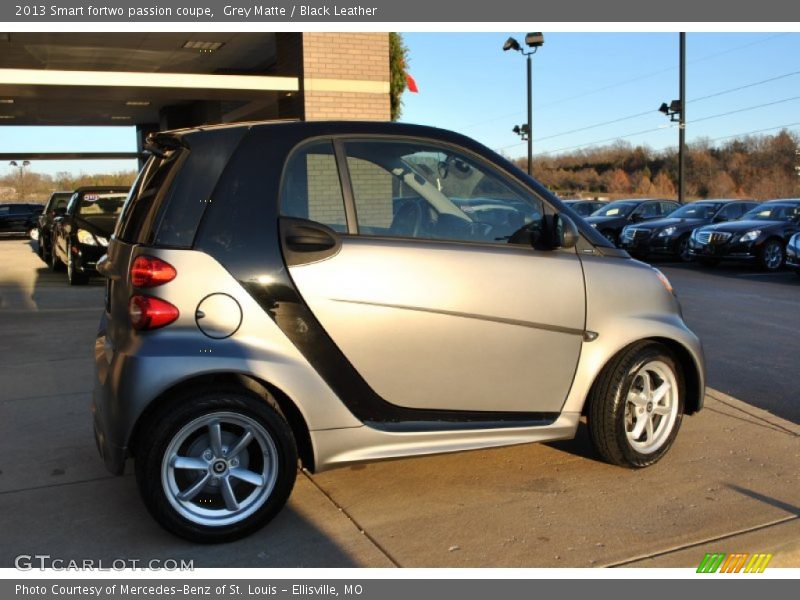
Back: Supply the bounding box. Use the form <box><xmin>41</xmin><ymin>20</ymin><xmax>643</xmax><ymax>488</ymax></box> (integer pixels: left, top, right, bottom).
<box><xmin>135</xmin><ymin>388</ymin><xmax>298</xmax><ymax>543</ymax></box>
<box><xmin>587</xmin><ymin>341</ymin><xmax>684</xmax><ymax>468</ymax></box>
<box><xmin>759</xmin><ymin>239</ymin><xmax>784</xmax><ymax>272</ymax></box>
<box><xmin>49</xmin><ymin>243</ymin><xmax>64</xmax><ymax>272</ymax></box>
<box><xmin>677</xmin><ymin>235</ymin><xmax>693</xmax><ymax>262</ymax></box>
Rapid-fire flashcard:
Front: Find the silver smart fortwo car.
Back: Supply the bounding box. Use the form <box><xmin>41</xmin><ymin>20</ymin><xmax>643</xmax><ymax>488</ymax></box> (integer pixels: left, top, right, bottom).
<box><xmin>92</xmin><ymin>121</ymin><xmax>705</xmax><ymax>542</ymax></box>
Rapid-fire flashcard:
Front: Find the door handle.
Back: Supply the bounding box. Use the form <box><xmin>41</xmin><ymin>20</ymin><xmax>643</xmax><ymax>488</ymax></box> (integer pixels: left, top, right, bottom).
<box><xmin>286</xmin><ymin>233</ymin><xmax>336</xmax><ymax>251</ymax></box>
<box><xmin>280</xmin><ymin>218</ymin><xmax>342</xmax><ymax>266</ymax></box>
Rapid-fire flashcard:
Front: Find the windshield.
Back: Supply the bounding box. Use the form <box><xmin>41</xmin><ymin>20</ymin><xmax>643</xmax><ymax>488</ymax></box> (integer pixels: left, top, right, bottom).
<box><xmin>78</xmin><ymin>193</ymin><xmax>127</xmax><ymax>216</ymax></box>
<box><xmin>741</xmin><ymin>204</ymin><xmax>800</xmax><ymax>221</ymax></box>
<box><xmin>591</xmin><ymin>201</ymin><xmax>638</xmax><ymax>218</ymax></box>
<box><xmin>670</xmin><ymin>203</ymin><xmax>721</xmax><ymax>219</ymax></box>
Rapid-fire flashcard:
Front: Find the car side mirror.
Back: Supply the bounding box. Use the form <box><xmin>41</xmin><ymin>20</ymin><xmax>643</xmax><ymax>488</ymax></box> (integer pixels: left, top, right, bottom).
<box><xmin>630</xmin><ymin>213</ymin><xmax>644</xmax><ymax>222</ymax></box>
<box><xmin>713</xmin><ymin>214</ymin><xmax>728</xmax><ymax>223</ymax></box>
<box><xmin>554</xmin><ymin>213</ymin><xmax>580</xmax><ymax>249</ymax></box>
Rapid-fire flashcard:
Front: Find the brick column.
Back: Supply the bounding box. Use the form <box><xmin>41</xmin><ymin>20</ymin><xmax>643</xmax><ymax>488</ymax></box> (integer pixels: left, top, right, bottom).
<box><xmin>301</xmin><ymin>33</ymin><xmax>390</xmax><ymax>121</ymax></box>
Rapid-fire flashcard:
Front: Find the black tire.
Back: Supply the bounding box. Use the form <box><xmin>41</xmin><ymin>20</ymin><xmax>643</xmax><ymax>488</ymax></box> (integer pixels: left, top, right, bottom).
<box><xmin>67</xmin><ymin>244</ymin><xmax>90</xmax><ymax>285</ymax></box>
<box><xmin>601</xmin><ymin>229</ymin><xmax>618</xmax><ymax>246</ymax></box>
<box><xmin>676</xmin><ymin>235</ymin><xmax>693</xmax><ymax>263</ymax></box>
<box><xmin>134</xmin><ymin>387</ymin><xmax>298</xmax><ymax>543</ymax></box>
<box><xmin>587</xmin><ymin>341</ymin><xmax>685</xmax><ymax>468</ymax></box>
<box><xmin>39</xmin><ymin>233</ymin><xmax>51</xmax><ymax>264</ymax></box>
<box><xmin>696</xmin><ymin>257</ymin><xmax>720</xmax><ymax>267</ymax></box>
<box><xmin>49</xmin><ymin>242</ymin><xmax>65</xmax><ymax>272</ymax></box>
<box><xmin>759</xmin><ymin>239</ymin><xmax>784</xmax><ymax>272</ymax></box>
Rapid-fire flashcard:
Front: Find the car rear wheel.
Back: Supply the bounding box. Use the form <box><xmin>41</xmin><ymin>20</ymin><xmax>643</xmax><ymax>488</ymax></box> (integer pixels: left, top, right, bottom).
<box><xmin>587</xmin><ymin>341</ymin><xmax>684</xmax><ymax>468</ymax></box>
<box><xmin>759</xmin><ymin>239</ymin><xmax>784</xmax><ymax>272</ymax></box>
<box><xmin>135</xmin><ymin>388</ymin><xmax>298</xmax><ymax>543</ymax></box>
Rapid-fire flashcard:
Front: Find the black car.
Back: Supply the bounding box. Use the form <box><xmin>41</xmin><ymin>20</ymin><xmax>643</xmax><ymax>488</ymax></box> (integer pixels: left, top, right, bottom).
<box><xmin>563</xmin><ymin>199</ymin><xmax>607</xmax><ymax>218</ymax></box>
<box><xmin>36</xmin><ymin>191</ymin><xmax>73</xmax><ymax>263</ymax></box>
<box><xmin>585</xmin><ymin>198</ymin><xmax>680</xmax><ymax>245</ymax></box>
<box><xmin>786</xmin><ymin>232</ymin><xmax>800</xmax><ymax>277</ymax></box>
<box><xmin>0</xmin><ymin>203</ymin><xmax>43</xmax><ymax>236</ymax></box>
<box><xmin>51</xmin><ymin>186</ymin><xmax>129</xmax><ymax>284</ymax></box>
<box><xmin>688</xmin><ymin>199</ymin><xmax>800</xmax><ymax>271</ymax></box>
<box><xmin>619</xmin><ymin>199</ymin><xmax>757</xmax><ymax>262</ymax></box>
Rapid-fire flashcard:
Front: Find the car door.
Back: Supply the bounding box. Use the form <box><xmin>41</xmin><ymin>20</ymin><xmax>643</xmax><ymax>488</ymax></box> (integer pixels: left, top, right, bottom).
<box><xmin>279</xmin><ymin>138</ymin><xmax>586</xmax><ymax>415</ymax></box>
<box><xmin>0</xmin><ymin>205</ymin><xmax>11</xmax><ymax>232</ymax></box>
<box><xmin>53</xmin><ymin>195</ymin><xmax>77</xmax><ymax>260</ymax></box>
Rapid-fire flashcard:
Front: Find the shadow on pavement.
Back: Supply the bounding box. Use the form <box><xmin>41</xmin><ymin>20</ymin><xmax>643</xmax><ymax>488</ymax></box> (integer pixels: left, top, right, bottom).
<box><xmin>727</xmin><ymin>484</ymin><xmax>800</xmax><ymax>517</ymax></box>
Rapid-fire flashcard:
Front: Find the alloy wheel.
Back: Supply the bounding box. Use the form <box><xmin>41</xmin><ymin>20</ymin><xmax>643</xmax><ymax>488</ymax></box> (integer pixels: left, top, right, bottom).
<box><xmin>764</xmin><ymin>242</ymin><xmax>783</xmax><ymax>270</ymax></box>
<box><xmin>623</xmin><ymin>360</ymin><xmax>680</xmax><ymax>454</ymax></box>
<box><xmin>161</xmin><ymin>412</ymin><xmax>279</xmax><ymax>527</ymax></box>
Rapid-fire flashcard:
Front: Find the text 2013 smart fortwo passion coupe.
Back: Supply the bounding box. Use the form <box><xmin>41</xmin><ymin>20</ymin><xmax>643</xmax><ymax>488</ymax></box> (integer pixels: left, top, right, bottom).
<box><xmin>92</xmin><ymin>121</ymin><xmax>705</xmax><ymax>542</ymax></box>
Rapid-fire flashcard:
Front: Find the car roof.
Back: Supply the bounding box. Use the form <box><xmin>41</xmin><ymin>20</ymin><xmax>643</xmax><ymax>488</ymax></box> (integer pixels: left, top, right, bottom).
<box><xmin>761</xmin><ymin>198</ymin><xmax>800</xmax><ymax>204</ymax></box>
<box><xmin>691</xmin><ymin>198</ymin><xmax>751</xmax><ymax>203</ymax></box>
<box><xmin>153</xmin><ymin>120</ymin><xmax>519</xmax><ymax>156</ymax></box>
<box><xmin>71</xmin><ymin>186</ymin><xmax>129</xmax><ymax>195</ymax></box>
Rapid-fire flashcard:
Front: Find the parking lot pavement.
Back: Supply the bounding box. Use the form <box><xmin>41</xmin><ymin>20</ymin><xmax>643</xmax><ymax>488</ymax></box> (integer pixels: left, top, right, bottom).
<box><xmin>1</xmin><ymin>238</ymin><xmax>798</xmax><ymax>568</ymax></box>
<box><xmin>659</xmin><ymin>262</ymin><xmax>800</xmax><ymax>424</ymax></box>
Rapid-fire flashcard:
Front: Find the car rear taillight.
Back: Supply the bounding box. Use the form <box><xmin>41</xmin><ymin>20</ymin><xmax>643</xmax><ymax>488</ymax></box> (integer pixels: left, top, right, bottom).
<box><xmin>129</xmin><ymin>295</ymin><xmax>179</xmax><ymax>331</ymax></box>
<box><xmin>130</xmin><ymin>255</ymin><xmax>177</xmax><ymax>288</ymax></box>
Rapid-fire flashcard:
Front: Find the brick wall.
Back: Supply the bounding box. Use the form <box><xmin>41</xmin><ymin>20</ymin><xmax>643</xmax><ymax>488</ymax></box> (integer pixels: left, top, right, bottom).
<box><xmin>306</xmin><ymin>153</ymin><xmax>347</xmax><ymax>229</ymax></box>
<box><xmin>347</xmin><ymin>157</ymin><xmax>393</xmax><ymax>228</ymax></box>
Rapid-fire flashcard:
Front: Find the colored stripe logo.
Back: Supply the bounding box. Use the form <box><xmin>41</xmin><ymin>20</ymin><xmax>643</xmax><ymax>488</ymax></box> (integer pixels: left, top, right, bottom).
<box><xmin>697</xmin><ymin>553</ymin><xmax>772</xmax><ymax>573</ymax></box>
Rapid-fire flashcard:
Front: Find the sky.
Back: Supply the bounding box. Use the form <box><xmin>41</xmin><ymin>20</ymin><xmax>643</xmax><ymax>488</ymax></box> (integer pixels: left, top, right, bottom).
<box><xmin>2</xmin><ymin>31</ymin><xmax>800</xmax><ymax>180</ymax></box>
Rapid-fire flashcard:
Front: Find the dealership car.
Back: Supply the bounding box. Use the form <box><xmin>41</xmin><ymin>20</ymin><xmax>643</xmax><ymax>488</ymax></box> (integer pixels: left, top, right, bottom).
<box><xmin>782</xmin><ymin>232</ymin><xmax>800</xmax><ymax>277</ymax></box>
<box><xmin>36</xmin><ymin>191</ymin><xmax>73</xmax><ymax>263</ymax></box>
<box><xmin>92</xmin><ymin>121</ymin><xmax>704</xmax><ymax>542</ymax></box>
<box><xmin>585</xmin><ymin>198</ymin><xmax>680</xmax><ymax>245</ymax></box>
<box><xmin>50</xmin><ymin>186</ymin><xmax>129</xmax><ymax>284</ymax></box>
<box><xmin>563</xmin><ymin>199</ymin><xmax>607</xmax><ymax>218</ymax></box>
<box><xmin>0</xmin><ymin>203</ymin><xmax>43</xmax><ymax>237</ymax></box>
<box><xmin>620</xmin><ymin>199</ymin><xmax>757</xmax><ymax>261</ymax></box>
<box><xmin>688</xmin><ymin>199</ymin><xmax>800</xmax><ymax>270</ymax></box>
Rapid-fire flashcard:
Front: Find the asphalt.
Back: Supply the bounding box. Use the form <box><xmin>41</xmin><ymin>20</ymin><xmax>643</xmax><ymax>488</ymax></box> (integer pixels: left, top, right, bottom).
<box><xmin>0</xmin><ymin>238</ymin><xmax>798</xmax><ymax>568</ymax></box>
<box><xmin>658</xmin><ymin>260</ymin><xmax>800</xmax><ymax>424</ymax></box>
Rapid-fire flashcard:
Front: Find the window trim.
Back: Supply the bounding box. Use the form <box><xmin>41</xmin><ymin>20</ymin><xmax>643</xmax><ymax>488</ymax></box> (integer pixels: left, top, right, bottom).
<box><xmin>333</xmin><ymin>134</ymin><xmax>551</xmax><ymax>249</ymax></box>
<box><xmin>278</xmin><ymin>137</ymin><xmax>351</xmax><ymax>235</ymax></box>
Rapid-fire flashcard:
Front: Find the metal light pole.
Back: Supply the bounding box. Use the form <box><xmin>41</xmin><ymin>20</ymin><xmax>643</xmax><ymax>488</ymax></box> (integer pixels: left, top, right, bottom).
<box><xmin>9</xmin><ymin>160</ymin><xmax>31</xmax><ymax>200</ymax></box>
<box><xmin>658</xmin><ymin>32</ymin><xmax>687</xmax><ymax>203</ymax></box>
<box><xmin>526</xmin><ymin>53</ymin><xmax>533</xmax><ymax>176</ymax></box>
<box><xmin>504</xmin><ymin>33</ymin><xmax>544</xmax><ymax>176</ymax></box>
<box><xmin>678</xmin><ymin>32</ymin><xmax>686</xmax><ymax>203</ymax></box>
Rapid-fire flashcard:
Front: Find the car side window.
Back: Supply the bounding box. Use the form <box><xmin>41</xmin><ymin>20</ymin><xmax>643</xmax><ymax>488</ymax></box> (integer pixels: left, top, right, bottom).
<box><xmin>660</xmin><ymin>202</ymin><xmax>678</xmax><ymax>216</ymax></box>
<box><xmin>635</xmin><ymin>202</ymin><xmax>660</xmax><ymax>218</ymax></box>
<box><xmin>342</xmin><ymin>139</ymin><xmax>544</xmax><ymax>246</ymax></box>
<box><xmin>280</xmin><ymin>141</ymin><xmax>347</xmax><ymax>233</ymax></box>
<box><xmin>717</xmin><ymin>203</ymin><xmax>742</xmax><ymax>220</ymax></box>
<box><xmin>0</xmin><ymin>206</ymin><xmax>9</xmax><ymax>215</ymax></box>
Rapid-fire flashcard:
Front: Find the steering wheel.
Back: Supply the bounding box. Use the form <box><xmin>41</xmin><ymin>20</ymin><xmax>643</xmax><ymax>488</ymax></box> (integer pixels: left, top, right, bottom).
<box><xmin>391</xmin><ymin>201</ymin><xmax>424</xmax><ymax>238</ymax></box>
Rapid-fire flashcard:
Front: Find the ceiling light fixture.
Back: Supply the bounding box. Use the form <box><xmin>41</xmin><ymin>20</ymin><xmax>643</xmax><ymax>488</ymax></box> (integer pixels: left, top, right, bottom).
<box><xmin>0</xmin><ymin>99</ymin><xmax>14</xmax><ymax>104</ymax></box>
<box><xmin>182</xmin><ymin>41</ymin><xmax>225</xmax><ymax>52</ymax></box>
<box><xmin>110</xmin><ymin>115</ymin><xmax>132</xmax><ymax>120</ymax></box>
<box><xmin>125</xmin><ymin>100</ymin><xmax>151</xmax><ymax>107</ymax></box>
